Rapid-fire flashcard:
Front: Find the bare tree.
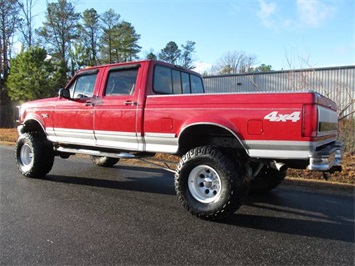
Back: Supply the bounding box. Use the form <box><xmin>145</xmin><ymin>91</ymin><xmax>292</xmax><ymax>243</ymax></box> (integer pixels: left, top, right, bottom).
<box><xmin>18</xmin><ymin>0</ymin><xmax>38</xmax><ymax>48</ymax></box>
<box><xmin>212</xmin><ymin>51</ymin><xmax>257</xmax><ymax>75</ymax></box>
<box><xmin>285</xmin><ymin>53</ymin><xmax>354</xmax><ymax>152</ymax></box>
<box><xmin>285</xmin><ymin>53</ymin><xmax>354</xmax><ymax>120</ymax></box>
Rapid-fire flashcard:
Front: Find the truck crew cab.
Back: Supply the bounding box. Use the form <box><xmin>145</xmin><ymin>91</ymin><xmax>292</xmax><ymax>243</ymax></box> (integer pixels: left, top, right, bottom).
<box><xmin>16</xmin><ymin>60</ymin><xmax>343</xmax><ymax>220</ymax></box>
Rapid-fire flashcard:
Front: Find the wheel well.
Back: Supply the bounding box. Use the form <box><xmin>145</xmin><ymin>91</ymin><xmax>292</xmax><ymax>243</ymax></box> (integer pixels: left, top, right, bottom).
<box><xmin>177</xmin><ymin>124</ymin><xmax>245</xmax><ymax>155</ymax></box>
<box><xmin>21</xmin><ymin>119</ymin><xmax>46</xmax><ymax>136</ymax></box>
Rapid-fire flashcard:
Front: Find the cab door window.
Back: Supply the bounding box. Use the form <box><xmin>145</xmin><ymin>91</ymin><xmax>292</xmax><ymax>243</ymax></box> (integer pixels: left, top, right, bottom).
<box><xmin>68</xmin><ymin>73</ymin><xmax>97</xmax><ymax>98</ymax></box>
<box><xmin>104</xmin><ymin>69</ymin><xmax>138</xmax><ymax>96</ymax></box>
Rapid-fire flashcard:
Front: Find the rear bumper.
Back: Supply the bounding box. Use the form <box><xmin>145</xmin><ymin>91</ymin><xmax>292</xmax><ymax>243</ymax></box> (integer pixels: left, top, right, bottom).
<box><xmin>308</xmin><ymin>141</ymin><xmax>343</xmax><ymax>171</ymax></box>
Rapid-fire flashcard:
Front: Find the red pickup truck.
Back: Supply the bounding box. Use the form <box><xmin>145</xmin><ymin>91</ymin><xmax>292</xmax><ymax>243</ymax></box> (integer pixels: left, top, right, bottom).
<box><xmin>16</xmin><ymin>60</ymin><xmax>343</xmax><ymax>220</ymax></box>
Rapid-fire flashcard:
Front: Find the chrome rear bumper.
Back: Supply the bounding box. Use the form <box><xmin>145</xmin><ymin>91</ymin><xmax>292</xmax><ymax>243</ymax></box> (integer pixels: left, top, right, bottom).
<box><xmin>308</xmin><ymin>141</ymin><xmax>343</xmax><ymax>171</ymax></box>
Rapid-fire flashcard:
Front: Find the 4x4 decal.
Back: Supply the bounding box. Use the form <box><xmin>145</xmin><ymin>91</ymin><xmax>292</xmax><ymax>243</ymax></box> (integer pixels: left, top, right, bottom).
<box><xmin>264</xmin><ymin>111</ymin><xmax>301</xmax><ymax>122</ymax></box>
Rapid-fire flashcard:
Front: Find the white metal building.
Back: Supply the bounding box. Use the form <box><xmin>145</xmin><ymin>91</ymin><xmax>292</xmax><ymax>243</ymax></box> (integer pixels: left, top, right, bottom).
<box><xmin>203</xmin><ymin>65</ymin><xmax>355</xmax><ymax>118</ymax></box>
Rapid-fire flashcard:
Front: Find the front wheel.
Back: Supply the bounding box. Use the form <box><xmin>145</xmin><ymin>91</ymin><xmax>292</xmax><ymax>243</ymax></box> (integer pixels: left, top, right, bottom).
<box><xmin>15</xmin><ymin>132</ymin><xmax>54</xmax><ymax>178</ymax></box>
<box><xmin>175</xmin><ymin>146</ymin><xmax>249</xmax><ymax>220</ymax></box>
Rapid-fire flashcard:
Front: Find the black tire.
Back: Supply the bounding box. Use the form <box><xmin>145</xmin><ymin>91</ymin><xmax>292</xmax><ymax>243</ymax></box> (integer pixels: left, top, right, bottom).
<box><xmin>175</xmin><ymin>146</ymin><xmax>249</xmax><ymax>220</ymax></box>
<box><xmin>250</xmin><ymin>165</ymin><xmax>286</xmax><ymax>193</ymax></box>
<box><xmin>90</xmin><ymin>156</ymin><xmax>119</xmax><ymax>167</ymax></box>
<box><xmin>15</xmin><ymin>132</ymin><xmax>54</xmax><ymax>178</ymax></box>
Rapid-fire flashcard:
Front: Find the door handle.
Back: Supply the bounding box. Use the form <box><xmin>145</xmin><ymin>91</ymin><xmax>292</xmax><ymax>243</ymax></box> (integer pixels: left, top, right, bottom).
<box><xmin>124</xmin><ymin>100</ymin><xmax>137</xmax><ymax>106</ymax></box>
<box><xmin>85</xmin><ymin>100</ymin><xmax>94</xmax><ymax>106</ymax></box>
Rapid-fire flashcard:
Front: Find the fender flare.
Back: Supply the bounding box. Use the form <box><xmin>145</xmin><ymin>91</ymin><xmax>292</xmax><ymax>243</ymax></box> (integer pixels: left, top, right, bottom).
<box><xmin>20</xmin><ymin>114</ymin><xmax>47</xmax><ymax>135</ymax></box>
<box><xmin>178</xmin><ymin>115</ymin><xmax>248</xmax><ymax>153</ymax></box>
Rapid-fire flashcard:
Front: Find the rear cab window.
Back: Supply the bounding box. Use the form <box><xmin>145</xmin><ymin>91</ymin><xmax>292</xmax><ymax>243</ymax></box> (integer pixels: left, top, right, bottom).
<box><xmin>153</xmin><ymin>65</ymin><xmax>204</xmax><ymax>95</ymax></box>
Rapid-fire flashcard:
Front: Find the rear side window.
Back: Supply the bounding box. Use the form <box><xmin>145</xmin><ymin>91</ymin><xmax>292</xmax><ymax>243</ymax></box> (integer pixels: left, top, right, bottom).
<box><xmin>105</xmin><ymin>69</ymin><xmax>138</xmax><ymax>96</ymax></box>
<box><xmin>153</xmin><ymin>65</ymin><xmax>204</xmax><ymax>95</ymax></box>
<box><xmin>191</xmin><ymin>75</ymin><xmax>204</xmax><ymax>93</ymax></box>
<box><xmin>172</xmin><ymin>70</ymin><xmax>182</xmax><ymax>94</ymax></box>
<box><xmin>153</xmin><ymin>66</ymin><xmax>172</xmax><ymax>94</ymax></box>
<box><xmin>181</xmin><ymin>72</ymin><xmax>190</xmax><ymax>94</ymax></box>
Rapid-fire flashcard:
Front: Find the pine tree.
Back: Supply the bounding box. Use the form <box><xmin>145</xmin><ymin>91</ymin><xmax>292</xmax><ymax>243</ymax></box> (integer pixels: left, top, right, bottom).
<box><xmin>159</xmin><ymin>41</ymin><xmax>181</xmax><ymax>65</ymax></box>
<box><xmin>36</xmin><ymin>0</ymin><xmax>80</xmax><ymax>86</ymax></box>
<box><xmin>6</xmin><ymin>47</ymin><xmax>60</xmax><ymax>101</ymax></box>
<box><xmin>79</xmin><ymin>8</ymin><xmax>101</xmax><ymax>66</ymax></box>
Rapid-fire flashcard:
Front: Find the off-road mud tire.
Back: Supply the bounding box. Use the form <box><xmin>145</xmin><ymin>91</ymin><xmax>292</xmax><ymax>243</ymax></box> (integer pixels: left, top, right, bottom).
<box><xmin>15</xmin><ymin>132</ymin><xmax>54</xmax><ymax>178</ymax></box>
<box><xmin>175</xmin><ymin>146</ymin><xmax>249</xmax><ymax>220</ymax></box>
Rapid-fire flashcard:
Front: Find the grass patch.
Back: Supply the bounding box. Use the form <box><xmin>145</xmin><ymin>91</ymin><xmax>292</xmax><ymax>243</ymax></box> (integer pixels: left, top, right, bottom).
<box><xmin>0</xmin><ymin>128</ymin><xmax>18</xmax><ymax>144</ymax></box>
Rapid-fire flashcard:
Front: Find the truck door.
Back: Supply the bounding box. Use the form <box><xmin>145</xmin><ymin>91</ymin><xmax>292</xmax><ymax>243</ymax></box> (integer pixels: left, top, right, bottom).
<box><xmin>94</xmin><ymin>66</ymin><xmax>140</xmax><ymax>151</ymax></box>
<box><xmin>52</xmin><ymin>70</ymin><xmax>98</xmax><ymax>146</ymax></box>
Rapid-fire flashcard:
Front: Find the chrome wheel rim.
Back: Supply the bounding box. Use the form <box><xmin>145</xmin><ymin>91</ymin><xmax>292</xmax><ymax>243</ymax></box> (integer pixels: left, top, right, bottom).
<box><xmin>20</xmin><ymin>143</ymin><xmax>33</xmax><ymax>168</ymax></box>
<box><xmin>188</xmin><ymin>165</ymin><xmax>222</xmax><ymax>203</ymax></box>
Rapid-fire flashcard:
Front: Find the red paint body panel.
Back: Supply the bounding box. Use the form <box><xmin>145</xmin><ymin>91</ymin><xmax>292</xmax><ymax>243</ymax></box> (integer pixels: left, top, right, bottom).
<box><xmin>144</xmin><ymin>93</ymin><xmax>313</xmax><ymax>141</ymax></box>
<box><xmin>19</xmin><ymin>60</ymin><xmax>339</xmax><ymax>160</ymax></box>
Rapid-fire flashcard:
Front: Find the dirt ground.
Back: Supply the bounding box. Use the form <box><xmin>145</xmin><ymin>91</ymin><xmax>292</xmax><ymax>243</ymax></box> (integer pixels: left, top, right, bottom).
<box><xmin>287</xmin><ymin>153</ymin><xmax>354</xmax><ymax>184</ymax></box>
<box><xmin>1</xmin><ymin>128</ymin><xmax>354</xmax><ymax>185</ymax></box>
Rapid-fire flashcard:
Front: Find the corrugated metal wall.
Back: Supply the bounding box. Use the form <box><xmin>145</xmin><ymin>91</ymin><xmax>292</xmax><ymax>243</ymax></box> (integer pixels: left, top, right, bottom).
<box><xmin>203</xmin><ymin>66</ymin><xmax>355</xmax><ymax>118</ymax></box>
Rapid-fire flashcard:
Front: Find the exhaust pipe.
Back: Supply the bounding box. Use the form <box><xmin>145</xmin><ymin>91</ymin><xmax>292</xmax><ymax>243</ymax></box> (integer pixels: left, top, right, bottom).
<box><xmin>248</xmin><ymin>160</ymin><xmax>288</xmax><ymax>180</ymax></box>
<box><xmin>270</xmin><ymin>161</ymin><xmax>288</xmax><ymax>172</ymax></box>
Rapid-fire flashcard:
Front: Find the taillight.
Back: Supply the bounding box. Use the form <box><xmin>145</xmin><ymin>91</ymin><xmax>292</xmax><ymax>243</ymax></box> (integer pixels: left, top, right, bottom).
<box><xmin>302</xmin><ymin>104</ymin><xmax>318</xmax><ymax>137</ymax></box>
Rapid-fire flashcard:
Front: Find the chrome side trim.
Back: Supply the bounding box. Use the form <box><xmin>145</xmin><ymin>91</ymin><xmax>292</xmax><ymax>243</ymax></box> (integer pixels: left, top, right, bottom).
<box><xmin>244</xmin><ymin>139</ymin><xmax>342</xmax><ymax>161</ymax></box>
<box><xmin>244</xmin><ymin>140</ymin><xmax>312</xmax><ymax>150</ymax></box>
<box><xmin>48</xmin><ymin>128</ymin><xmax>96</xmax><ymax>146</ymax></box>
<box><xmin>244</xmin><ymin>140</ymin><xmax>314</xmax><ymax>159</ymax></box>
<box><xmin>145</xmin><ymin>132</ymin><xmax>176</xmax><ymax>138</ymax></box>
<box><xmin>46</xmin><ymin>128</ymin><xmax>56</xmax><ymax>138</ymax></box>
<box><xmin>95</xmin><ymin>130</ymin><xmax>139</xmax><ymax>151</ymax></box>
<box><xmin>144</xmin><ymin>132</ymin><xmax>178</xmax><ymax>153</ymax></box>
<box><xmin>48</xmin><ymin>128</ymin><xmax>142</xmax><ymax>151</ymax></box>
<box><xmin>248</xmin><ymin>149</ymin><xmax>310</xmax><ymax>159</ymax></box>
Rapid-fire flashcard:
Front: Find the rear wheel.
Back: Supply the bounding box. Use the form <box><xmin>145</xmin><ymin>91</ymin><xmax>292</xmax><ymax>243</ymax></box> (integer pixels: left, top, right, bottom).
<box><xmin>15</xmin><ymin>132</ymin><xmax>54</xmax><ymax>178</ymax></box>
<box><xmin>175</xmin><ymin>146</ymin><xmax>249</xmax><ymax>220</ymax></box>
<box><xmin>90</xmin><ymin>156</ymin><xmax>119</xmax><ymax>167</ymax></box>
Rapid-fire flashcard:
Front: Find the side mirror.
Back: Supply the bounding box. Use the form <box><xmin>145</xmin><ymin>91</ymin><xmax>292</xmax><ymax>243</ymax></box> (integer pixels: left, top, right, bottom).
<box><xmin>59</xmin><ymin>88</ymin><xmax>71</xmax><ymax>99</ymax></box>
